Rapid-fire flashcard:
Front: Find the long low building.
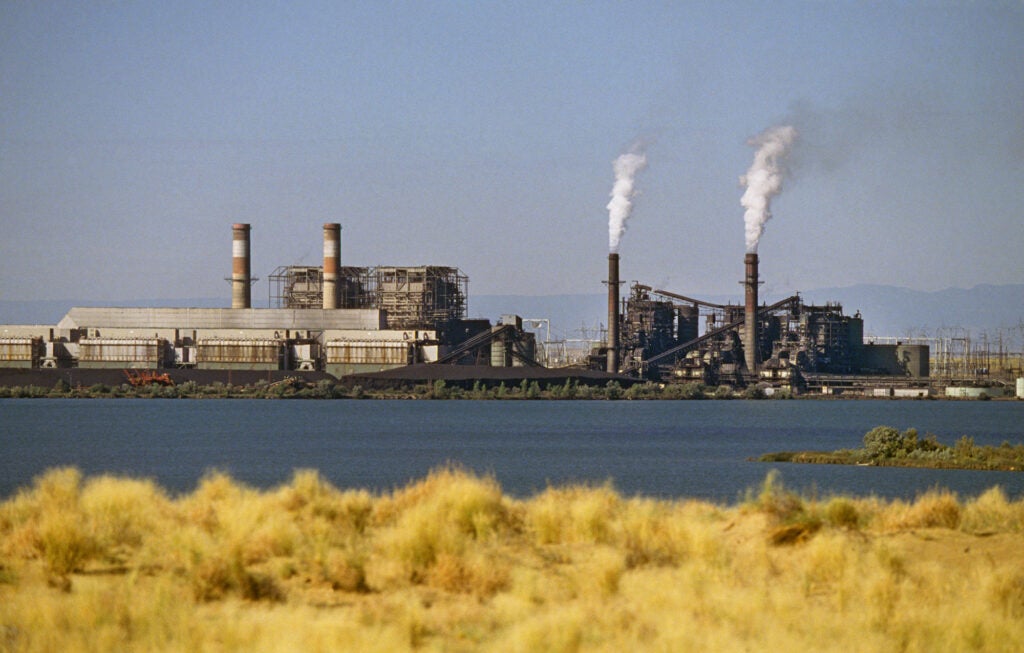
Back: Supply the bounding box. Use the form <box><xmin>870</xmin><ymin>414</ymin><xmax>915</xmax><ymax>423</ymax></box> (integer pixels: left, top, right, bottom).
<box><xmin>0</xmin><ymin>306</ymin><xmax>451</xmax><ymax>374</ymax></box>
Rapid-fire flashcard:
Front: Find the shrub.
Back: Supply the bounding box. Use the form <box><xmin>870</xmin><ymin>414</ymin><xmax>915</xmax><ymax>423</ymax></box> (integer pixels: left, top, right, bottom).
<box><xmin>37</xmin><ymin>512</ymin><xmax>95</xmax><ymax>576</ymax></box>
<box><xmin>961</xmin><ymin>486</ymin><xmax>1024</xmax><ymax>533</ymax></box>
<box><xmin>883</xmin><ymin>489</ymin><xmax>962</xmax><ymax>529</ymax></box>
<box><xmin>81</xmin><ymin>475</ymin><xmax>171</xmax><ymax>551</ymax></box>
<box><xmin>743</xmin><ymin>385</ymin><xmax>767</xmax><ymax>400</ymax></box>
<box><xmin>954</xmin><ymin>435</ymin><xmax>979</xmax><ymax>459</ymax></box>
<box><xmin>178</xmin><ymin>380</ymin><xmax>199</xmax><ymax>396</ymax></box>
<box><xmin>369</xmin><ymin>467</ymin><xmax>511</xmax><ymax>589</ymax></box>
<box><xmin>713</xmin><ymin>385</ymin><xmax>734</xmax><ymax>399</ymax></box>
<box><xmin>823</xmin><ymin>497</ymin><xmax>861</xmax><ymax>529</ymax></box>
<box><xmin>525</xmin><ymin>381</ymin><xmax>541</xmax><ymax>399</ymax></box>
<box><xmin>429</xmin><ymin>380</ymin><xmax>450</xmax><ymax>400</ymax></box>
<box><xmin>863</xmin><ymin>426</ymin><xmax>903</xmax><ymax>459</ymax></box>
<box><xmin>557</xmin><ymin>379</ymin><xmax>578</xmax><ymax>399</ymax></box>
<box><xmin>190</xmin><ymin>550</ymin><xmax>284</xmax><ymax>603</ymax></box>
<box><xmin>526</xmin><ymin>483</ymin><xmax>619</xmax><ymax>546</ymax></box>
<box><xmin>604</xmin><ymin>381</ymin><xmax>623</xmax><ymax>400</ymax></box>
<box><xmin>664</xmin><ymin>382</ymin><xmax>706</xmax><ymax>399</ymax></box>
<box><xmin>625</xmin><ymin>382</ymin><xmax>660</xmax><ymax>400</ymax></box>
<box><xmin>746</xmin><ymin>470</ymin><xmax>805</xmax><ymax>524</ymax></box>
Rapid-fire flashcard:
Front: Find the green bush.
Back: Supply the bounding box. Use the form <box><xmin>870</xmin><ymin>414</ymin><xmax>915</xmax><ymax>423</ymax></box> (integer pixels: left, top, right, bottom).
<box><xmin>713</xmin><ymin>385</ymin><xmax>734</xmax><ymax>399</ymax></box>
<box><xmin>525</xmin><ymin>381</ymin><xmax>541</xmax><ymax>399</ymax></box>
<box><xmin>604</xmin><ymin>381</ymin><xmax>623</xmax><ymax>400</ymax></box>
<box><xmin>429</xmin><ymin>380</ymin><xmax>450</xmax><ymax>400</ymax></box>
<box><xmin>863</xmin><ymin>426</ymin><xmax>904</xmax><ymax>459</ymax></box>
<box><xmin>743</xmin><ymin>385</ymin><xmax>767</xmax><ymax>400</ymax></box>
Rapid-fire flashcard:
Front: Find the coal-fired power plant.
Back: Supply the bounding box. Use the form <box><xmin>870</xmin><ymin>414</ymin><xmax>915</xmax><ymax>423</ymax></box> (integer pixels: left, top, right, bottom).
<box><xmin>607</xmin><ymin>253</ymin><xmax>620</xmax><ymax>374</ymax></box>
<box><xmin>598</xmin><ymin>240</ymin><xmax>932</xmax><ymax>394</ymax></box>
<box><xmin>0</xmin><ymin>223</ymin><xmax>550</xmax><ymax>381</ymax></box>
<box><xmin>0</xmin><ymin>126</ymin><xmax>942</xmax><ymax>396</ymax></box>
<box><xmin>585</xmin><ymin>126</ymin><xmax>930</xmax><ymax>393</ymax></box>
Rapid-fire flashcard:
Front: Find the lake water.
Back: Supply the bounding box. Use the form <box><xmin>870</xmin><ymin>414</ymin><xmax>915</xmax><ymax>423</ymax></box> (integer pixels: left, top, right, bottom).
<box><xmin>2</xmin><ymin>399</ymin><xmax>1023</xmax><ymax>502</ymax></box>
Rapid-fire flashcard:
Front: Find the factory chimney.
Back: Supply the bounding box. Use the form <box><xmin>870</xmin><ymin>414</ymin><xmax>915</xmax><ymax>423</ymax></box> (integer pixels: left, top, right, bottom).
<box><xmin>743</xmin><ymin>252</ymin><xmax>759</xmax><ymax>374</ymax></box>
<box><xmin>231</xmin><ymin>223</ymin><xmax>252</xmax><ymax>309</ymax></box>
<box><xmin>322</xmin><ymin>223</ymin><xmax>341</xmax><ymax>309</ymax></box>
<box><xmin>607</xmin><ymin>253</ymin><xmax>620</xmax><ymax>374</ymax></box>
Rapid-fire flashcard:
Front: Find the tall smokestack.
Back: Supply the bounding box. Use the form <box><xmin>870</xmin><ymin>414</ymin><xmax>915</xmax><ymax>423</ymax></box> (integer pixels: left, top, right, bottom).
<box><xmin>744</xmin><ymin>252</ymin><xmax>759</xmax><ymax>374</ymax></box>
<box><xmin>607</xmin><ymin>253</ymin><xmax>620</xmax><ymax>373</ymax></box>
<box><xmin>322</xmin><ymin>223</ymin><xmax>341</xmax><ymax>309</ymax></box>
<box><xmin>231</xmin><ymin>223</ymin><xmax>251</xmax><ymax>309</ymax></box>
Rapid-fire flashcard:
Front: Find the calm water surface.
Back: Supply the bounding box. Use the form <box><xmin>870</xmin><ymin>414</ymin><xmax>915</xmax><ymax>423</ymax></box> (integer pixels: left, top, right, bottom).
<box><xmin>2</xmin><ymin>399</ymin><xmax>1023</xmax><ymax>501</ymax></box>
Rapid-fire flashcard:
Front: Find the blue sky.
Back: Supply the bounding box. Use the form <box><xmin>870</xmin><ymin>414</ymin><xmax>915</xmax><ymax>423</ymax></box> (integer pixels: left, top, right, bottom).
<box><xmin>2</xmin><ymin>1</ymin><xmax>1022</xmax><ymax>305</ymax></box>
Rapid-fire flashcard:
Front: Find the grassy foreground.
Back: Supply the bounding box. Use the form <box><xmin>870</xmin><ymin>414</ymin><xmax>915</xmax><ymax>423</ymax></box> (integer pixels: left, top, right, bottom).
<box><xmin>2</xmin><ymin>467</ymin><xmax>1024</xmax><ymax>652</ymax></box>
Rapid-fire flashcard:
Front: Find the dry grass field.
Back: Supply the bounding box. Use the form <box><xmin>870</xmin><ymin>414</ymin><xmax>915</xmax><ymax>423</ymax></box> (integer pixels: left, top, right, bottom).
<box><xmin>2</xmin><ymin>466</ymin><xmax>1024</xmax><ymax>652</ymax></box>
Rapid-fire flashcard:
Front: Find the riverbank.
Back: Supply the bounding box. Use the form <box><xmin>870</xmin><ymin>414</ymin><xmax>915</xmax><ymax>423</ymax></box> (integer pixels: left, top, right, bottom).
<box><xmin>2</xmin><ymin>467</ymin><xmax>1023</xmax><ymax>652</ymax></box>
<box><xmin>1</xmin><ymin>375</ymin><xmax>1019</xmax><ymax>401</ymax></box>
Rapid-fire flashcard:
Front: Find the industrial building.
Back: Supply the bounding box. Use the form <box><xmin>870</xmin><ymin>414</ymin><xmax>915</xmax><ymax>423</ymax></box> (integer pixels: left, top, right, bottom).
<box><xmin>596</xmin><ymin>251</ymin><xmax>931</xmax><ymax>394</ymax></box>
<box><xmin>0</xmin><ymin>222</ymin><xmax>937</xmax><ymax>395</ymax></box>
<box><xmin>0</xmin><ymin>224</ymin><xmax>537</xmax><ymax>379</ymax></box>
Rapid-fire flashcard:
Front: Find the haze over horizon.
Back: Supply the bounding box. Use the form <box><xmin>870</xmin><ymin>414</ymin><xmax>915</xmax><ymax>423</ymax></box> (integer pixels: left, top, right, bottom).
<box><xmin>2</xmin><ymin>2</ymin><xmax>1022</xmax><ymax>303</ymax></box>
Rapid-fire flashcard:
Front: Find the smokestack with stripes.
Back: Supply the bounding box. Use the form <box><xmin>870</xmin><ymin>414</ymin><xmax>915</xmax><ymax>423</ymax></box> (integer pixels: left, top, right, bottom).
<box><xmin>231</xmin><ymin>223</ymin><xmax>252</xmax><ymax>309</ymax></box>
<box><xmin>322</xmin><ymin>223</ymin><xmax>341</xmax><ymax>309</ymax></box>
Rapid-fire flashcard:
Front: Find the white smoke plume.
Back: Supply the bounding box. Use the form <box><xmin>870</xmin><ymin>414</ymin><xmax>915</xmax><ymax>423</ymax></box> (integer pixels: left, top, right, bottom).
<box><xmin>606</xmin><ymin>144</ymin><xmax>647</xmax><ymax>253</ymax></box>
<box><xmin>739</xmin><ymin>125</ymin><xmax>798</xmax><ymax>253</ymax></box>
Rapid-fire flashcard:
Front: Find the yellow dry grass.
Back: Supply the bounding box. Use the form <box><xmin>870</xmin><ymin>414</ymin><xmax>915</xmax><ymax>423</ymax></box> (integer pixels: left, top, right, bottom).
<box><xmin>2</xmin><ymin>465</ymin><xmax>1024</xmax><ymax>652</ymax></box>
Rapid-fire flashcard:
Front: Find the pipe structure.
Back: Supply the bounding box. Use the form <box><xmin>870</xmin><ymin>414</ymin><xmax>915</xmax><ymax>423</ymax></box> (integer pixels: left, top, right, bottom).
<box><xmin>322</xmin><ymin>223</ymin><xmax>341</xmax><ymax>309</ymax></box>
<box><xmin>744</xmin><ymin>252</ymin><xmax>759</xmax><ymax>374</ymax></box>
<box><xmin>607</xmin><ymin>253</ymin><xmax>620</xmax><ymax>374</ymax></box>
<box><xmin>231</xmin><ymin>223</ymin><xmax>252</xmax><ymax>309</ymax></box>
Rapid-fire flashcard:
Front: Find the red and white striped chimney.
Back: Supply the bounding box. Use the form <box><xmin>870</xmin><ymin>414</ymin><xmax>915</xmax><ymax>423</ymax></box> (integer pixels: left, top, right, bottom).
<box><xmin>322</xmin><ymin>223</ymin><xmax>341</xmax><ymax>309</ymax></box>
<box><xmin>231</xmin><ymin>223</ymin><xmax>251</xmax><ymax>309</ymax></box>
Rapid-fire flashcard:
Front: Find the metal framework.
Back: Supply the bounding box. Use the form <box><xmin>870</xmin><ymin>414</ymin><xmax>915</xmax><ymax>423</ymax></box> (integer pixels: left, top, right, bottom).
<box><xmin>269</xmin><ymin>264</ymin><xmax>467</xmax><ymax>331</ymax></box>
<box><xmin>269</xmin><ymin>266</ymin><xmax>374</xmax><ymax>310</ymax></box>
<box><xmin>373</xmin><ymin>266</ymin><xmax>468</xmax><ymax>329</ymax></box>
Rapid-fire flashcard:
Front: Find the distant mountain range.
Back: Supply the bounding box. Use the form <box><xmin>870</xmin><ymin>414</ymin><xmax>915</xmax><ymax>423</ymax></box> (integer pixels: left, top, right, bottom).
<box><xmin>3</xmin><ymin>283</ymin><xmax>1022</xmax><ymax>342</ymax></box>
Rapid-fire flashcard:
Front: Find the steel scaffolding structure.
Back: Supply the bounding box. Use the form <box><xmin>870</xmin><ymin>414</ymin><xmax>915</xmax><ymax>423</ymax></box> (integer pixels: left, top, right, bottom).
<box><xmin>269</xmin><ymin>266</ymin><xmax>374</xmax><ymax>310</ymax></box>
<box><xmin>373</xmin><ymin>266</ymin><xmax>468</xmax><ymax>329</ymax></box>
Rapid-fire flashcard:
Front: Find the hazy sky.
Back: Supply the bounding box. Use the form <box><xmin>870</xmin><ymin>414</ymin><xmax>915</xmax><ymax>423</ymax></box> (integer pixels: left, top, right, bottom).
<box><xmin>2</xmin><ymin>1</ymin><xmax>1022</xmax><ymax>305</ymax></box>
